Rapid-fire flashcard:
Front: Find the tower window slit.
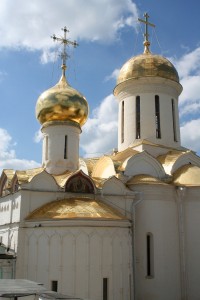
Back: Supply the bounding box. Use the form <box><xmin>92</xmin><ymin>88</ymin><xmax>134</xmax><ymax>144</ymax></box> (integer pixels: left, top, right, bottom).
<box><xmin>64</xmin><ymin>135</ymin><xmax>68</xmax><ymax>159</ymax></box>
<box><xmin>103</xmin><ymin>278</ymin><xmax>108</xmax><ymax>300</ymax></box>
<box><xmin>155</xmin><ymin>95</ymin><xmax>161</xmax><ymax>139</ymax></box>
<box><xmin>146</xmin><ymin>233</ymin><xmax>154</xmax><ymax>278</ymax></box>
<box><xmin>45</xmin><ymin>136</ymin><xmax>48</xmax><ymax>160</ymax></box>
<box><xmin>136</xmin><ymin>96</ymin><xmax>140</xmax><ymax>139</ymax></box>
<box><xmin>121</xmin><ymin>101</ymin><xmax>124</xmax><ymax>143</ymax></box>
<box><xmin>172</xmin><ymin>99</ymin><xmax>177</xmax><ymax>142</ymax></box>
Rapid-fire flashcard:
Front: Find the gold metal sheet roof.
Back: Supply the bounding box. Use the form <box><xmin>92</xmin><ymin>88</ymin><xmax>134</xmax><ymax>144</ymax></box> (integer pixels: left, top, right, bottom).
<box><xmin>52</xmin><ymin>170</ymin><xmax>74</xmax><ymax>188</ymax></box>
<box><xmin>157</xmin><ymin>151</ymin><xmax>185</xmax><ymax>174</ymax></box>
<box><xmin>26</xmin><ymin>197</ymin><xmax>126</xmax><ymax>220</ymax></box>
<box><xmin>36</xmin><ymin>75</ymin><xmax>88</xmax><ymax>126</ymax></box>
<box><xmin>116</xmin><ymin>53</ymin><xmax>179</xmax><ymax>86</ymax></box>
<box><xmin>15</xmin><ymin>168</ymin><xmax>44</xmax><ymax>184</ymax></box>
<box><xmin>126</xmin><ymin>174</ymin><xmax>166</xmax><ymax>185</ymax></box>
<box><xmin>111</xmin><ymin>148</ymin><xmax>139</xmax><ymax>162</ymax></box>
<box><xmin>173</xmin><ymin>165</ymin><xmax>200</xmax><ymax>186</ymax></box>
<box><xmin>82</xmin><ymin>157</ymin><xmax>100</xmax><ymax>175</ymax></box>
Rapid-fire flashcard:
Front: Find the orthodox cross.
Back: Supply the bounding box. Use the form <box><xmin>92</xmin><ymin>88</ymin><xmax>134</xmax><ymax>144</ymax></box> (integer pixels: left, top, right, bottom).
<box><xmin>51</xmin><ymin>26</ymin><xmax>78</xmax><ymax>76</ymax></box>
<box><xmin>138</xmin><ymin>13</ymin><xmax>155</xmax><ymax>53</ymax></box>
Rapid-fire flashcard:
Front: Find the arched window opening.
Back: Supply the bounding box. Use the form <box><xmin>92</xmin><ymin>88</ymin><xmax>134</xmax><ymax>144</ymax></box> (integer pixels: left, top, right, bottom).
<box><xmin>136</xmin><ymin>96</ymin><xmax>140</xmax><ymax>139</ymax></box>
<box><xmin>64</xmin><ymin>135</ymin><xmax>68</xmax><ymax>159</ymax></box>
<box><xmin>172</xmin><ymin>99</ymin><xmax>178</xmax><ymax>142</ymax></box>
<box><xmin>121</xmin><ymin>101</ymin><xmax>124</xmax><ymax>143</ymax></box>
<box><xmin>146</xmin><ymin>233</ymin><xmax>154</xmax><ymax>278</ymax></box>
<box><xmin>155</xmin><ymin>95</ymin><xmax>161</xmax><ymax>139</ymax></box>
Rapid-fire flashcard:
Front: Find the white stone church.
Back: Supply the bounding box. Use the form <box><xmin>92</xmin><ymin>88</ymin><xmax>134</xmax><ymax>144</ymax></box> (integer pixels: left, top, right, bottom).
<box><xmin>0</xmin><ymin>16</ymin><xmax>200</xmax><ymax>300</ymax></box>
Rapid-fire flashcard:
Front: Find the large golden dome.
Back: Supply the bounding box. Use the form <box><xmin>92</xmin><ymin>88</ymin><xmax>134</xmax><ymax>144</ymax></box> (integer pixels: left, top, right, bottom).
<box><xmin>116</xmin><ymin>52</ymin><xmax>179</xmax><ymax>86</ymax></box>
<box><xmin>36</xmin><ymin>74</ymin><xmax>88</xmax><ymax>126</ymax></box>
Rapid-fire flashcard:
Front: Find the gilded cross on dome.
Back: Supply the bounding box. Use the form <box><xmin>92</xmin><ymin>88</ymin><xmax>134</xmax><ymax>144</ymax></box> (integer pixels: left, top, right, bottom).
<box><xmin>138</xmin><ymin>13</ymin><xmax>155</xmax><ymax>53</ymax></box>
<box><xmin>51</xmin><ymin>26</ymin><xmax>79</xmax><ymax>76</ymax></box>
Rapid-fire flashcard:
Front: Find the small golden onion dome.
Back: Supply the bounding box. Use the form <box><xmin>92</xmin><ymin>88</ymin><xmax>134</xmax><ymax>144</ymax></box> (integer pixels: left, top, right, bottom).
<box><xmin>116</xmin><ymin>52</ymin><xmax>179</xmax><ymax>86</ymax></box>
<box><xmin>36</xmin><ymin>74</ymin><xmax>88</xmax><ymax>126</ymax></box>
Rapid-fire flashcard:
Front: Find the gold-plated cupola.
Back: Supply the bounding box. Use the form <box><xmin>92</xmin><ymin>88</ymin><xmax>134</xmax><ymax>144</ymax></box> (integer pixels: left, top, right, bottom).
<box><xmin>115</xmin><ymin>13</ymin><xmax>180</xmax><ymax>89</ymax></box>
<box><xmin>36</xmin><ymin>27</ymin><xmax>88</xmax><ymax>127</ymax></box>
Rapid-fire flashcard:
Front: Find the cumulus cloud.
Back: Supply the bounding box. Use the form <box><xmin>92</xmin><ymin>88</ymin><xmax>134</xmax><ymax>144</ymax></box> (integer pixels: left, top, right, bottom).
<box><xmin>180</xmin><ymin>119</ymin><xmax>200</xmax><ymax>153</ymax></box>
<box><xmin>0</xmin><ymin>128</ymin><xmax>40</xmax><ymax>173</ymax></box>
<box><xmin>0</xmin><ymin>0</ymin><xmax>138</xmax><ymax>52</ymax></box>
<box><xmin>80</xmin><ymin>94</ymin><xmax>118</xmax><ymax>157</ymax></box>
<box><xmin>169</xmin><ymin>47</ymin><xmax>200</xmax><ymax>153</ymax></box>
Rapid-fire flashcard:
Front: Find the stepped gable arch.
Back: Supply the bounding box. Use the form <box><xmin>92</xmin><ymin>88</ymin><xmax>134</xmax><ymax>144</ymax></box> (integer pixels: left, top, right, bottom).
<box><xmin>124</xmin><ymin>151</ymin><xmax>165</xmax><ymax>179</ymax></box>
<box><xmin>65</xmin><ymin>170</ymin><xmax>95</xmax><ymax>193</ymax></box>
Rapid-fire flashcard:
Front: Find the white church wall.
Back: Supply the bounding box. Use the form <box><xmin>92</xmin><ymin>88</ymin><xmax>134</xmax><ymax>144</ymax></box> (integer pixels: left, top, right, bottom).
<box><xmin>184</xmin><ymin>187</ymin><xmax>200</xmax><ymax>300</ymax></box>
<box><xmin>18</xmin><ymin>224</ymin><xmax>132</xmax><ymax>300</ymax></box>
<box><xmin>131</xmin><ymin>184</ymin><xmax>181</xmax><ymax>300</ymax></box>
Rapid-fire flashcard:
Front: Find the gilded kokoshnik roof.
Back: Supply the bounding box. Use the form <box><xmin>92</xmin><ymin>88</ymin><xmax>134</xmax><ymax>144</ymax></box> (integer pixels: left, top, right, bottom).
<box><xmin>26</xmin><ymin>197</ymin><xmax>126</xmax><ymax>221</ymax></box>
<box><xmin>116</xmin><ymin>52</ymin><xmax>179</xmax><ymax>87</ymax></box>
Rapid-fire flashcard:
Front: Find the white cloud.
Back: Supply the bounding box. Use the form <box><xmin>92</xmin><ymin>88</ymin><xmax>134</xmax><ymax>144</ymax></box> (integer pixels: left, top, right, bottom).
<box><xmin>80</xmin><ymin>94</ymin><xmax>118</xmax><ymax>157</ymax></box>
<box><xmin>180</xmin><ymin>119</ymin><xmax>200</xmax><ymax>153</ymax></box>
<box><xmin>0</xmin><ymin>128</ymin><xmax>40</xmax><ymax>173</ymax></box>
<box><xmin>0</xmin><ymin>0</ymin><xmax>138</xmax><ymax>52</ymax></box>
<box><xmin>105</xmin><ymin>68</ymin><xmax>120</xmax><ymax>82</ymax></box>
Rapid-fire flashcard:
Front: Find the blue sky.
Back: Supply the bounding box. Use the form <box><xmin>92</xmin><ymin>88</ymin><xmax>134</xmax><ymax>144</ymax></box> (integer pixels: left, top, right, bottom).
<box><xmin>0</xmin><ymin>0</ymin><xmax>200</xmax><ymax>171</ymax></box>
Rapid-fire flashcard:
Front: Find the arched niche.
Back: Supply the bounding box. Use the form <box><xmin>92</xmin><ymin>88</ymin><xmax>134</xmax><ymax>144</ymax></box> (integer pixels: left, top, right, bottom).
<box><xmin>65</xmin><ymin>170</ymin><xmax>95</xmax><ymax>193</ymax></box>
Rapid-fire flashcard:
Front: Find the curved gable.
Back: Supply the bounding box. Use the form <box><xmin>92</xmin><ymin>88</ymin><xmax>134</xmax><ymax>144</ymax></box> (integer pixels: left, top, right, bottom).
<box><xmin>65</xmin><ymin>170</ymin><xmax>95</xmax><ymax>193</ymax></box>
<box><xmin>123</xmin><ymin>151</ymin><xmax>165</xmax><ymax>179</ymax></box>
<box><xmin>172</xmin><ymin>151</ymin><xmax>200</xmax><ymax>174</ymax></box>
<box><xmin>0</xmin><ymin>170</ymin><xmax>15</xmax><ymax>197</ymax></box>
<box><xmin>25</xmin><ymin>170</ymin><xmax>59</xmax><ymax>191</ymax></box>
<box><xmin>102</xmin><ymin>176</ymin><xmax>128</xmax><ymax>196</ymax></box>
<box><xmin>92</xmin><ymin>156</ymin><xmax>116</xmax><ymax>179</ymax></box>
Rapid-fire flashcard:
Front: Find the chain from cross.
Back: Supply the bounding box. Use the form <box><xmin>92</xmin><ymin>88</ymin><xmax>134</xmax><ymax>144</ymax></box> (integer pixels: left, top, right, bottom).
<box><xmin>138</xmin><ymin>13</ymin><xmax>155</xmax><ymax>53</ymax></box>
<box><xmin>51</xmin><ymin>26</ymin><xmax>78</xmax><ymax>74</ymax></box>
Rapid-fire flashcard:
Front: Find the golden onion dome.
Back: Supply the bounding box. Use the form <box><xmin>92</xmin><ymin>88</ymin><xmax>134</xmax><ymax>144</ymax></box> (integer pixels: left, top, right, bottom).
<box><xmin>116</xmin><ymin>52</ymin><xmax>179</xmax><ymax>86</ymax></box>
<box><xmin>36</xmin><ymin>74</ymin><xmax>88</xmax><ymax>126</ymax></box>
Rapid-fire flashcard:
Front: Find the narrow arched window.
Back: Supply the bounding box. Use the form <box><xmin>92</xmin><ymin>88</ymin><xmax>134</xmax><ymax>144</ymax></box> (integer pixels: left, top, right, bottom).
<box><xmin>146</xmin><ymin>233</ymin><xmax>154</xmax><ymax>278</ymax></box>
<box><xmin>64</xmin><ymin>135</ymin><xmax>68</xmax><ymax>159</ymax></box>
<box><xmin>136</xmin><ymin>96</ymin><xmax>140</xmax><ymax>139</ymax></box>
<box><xmin>121</xmin><ymin>101</ymin><xmax>124</xmax><ymax>143</ymax></box>
<box><xmin>172</xmin><ymin>99</ymin><xmax>178</xmax><ymax>142</ymax></box>
<box><xmin>155</xmin><ymin>95</ymin><xmax>161</xmax><ymax>139</ymax></box>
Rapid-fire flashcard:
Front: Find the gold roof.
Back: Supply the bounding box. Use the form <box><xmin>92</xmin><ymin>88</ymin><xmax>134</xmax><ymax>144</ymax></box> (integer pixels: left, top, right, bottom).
<box><xmin>126</xmin><ymin>174</ymin><xmax>166</xmax><ymax>185</ymax></box>
<box><xmin>157</xmin><ymin>150</ymin><xmax>185</xmax><ymax>174</ymax></box>
<box><xmin>36</xmin><ymin>74</ymin><xmax>88</xmax><ymax>126</ymax></box>
<box><xmin>115</xmin><ymin>52</ymin><xmax>179</xmax><ymax>88</ymax></box>
<box><xmin>26</xmin><ymin>197</ymin><xmax>126</xmax><ymax>220</ymax></box>
<box><xmin>15</xmin><ymin>168</ymin><xmax>44</xmax><ymax>184</ymax></box>
<box><xmin>173</xmin><ymin>165</ymin><xmax>200</xmax><ymax>186</ymax></box>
